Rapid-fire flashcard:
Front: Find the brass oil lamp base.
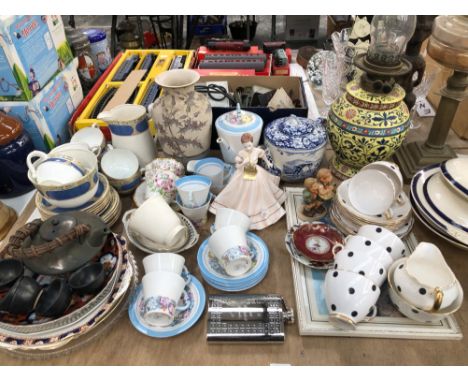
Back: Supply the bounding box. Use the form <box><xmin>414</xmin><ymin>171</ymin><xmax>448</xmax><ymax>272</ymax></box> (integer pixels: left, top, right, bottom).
<box><xmin>395</xmin><ymin>70</ymin><xmax>468</xmax><ymax>181</ymax></box>
<box><xmin>395</xmin><ymin>16</ymin><xmax>468</xmax><ymax>180</ymax></box>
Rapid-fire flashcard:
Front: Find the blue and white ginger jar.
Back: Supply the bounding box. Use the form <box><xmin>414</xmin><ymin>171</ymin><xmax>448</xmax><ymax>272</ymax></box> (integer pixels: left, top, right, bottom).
<box><xmin>264</xmin><ymin>115</ymin><xmax>327</xmax><ymax>182</ymax></box>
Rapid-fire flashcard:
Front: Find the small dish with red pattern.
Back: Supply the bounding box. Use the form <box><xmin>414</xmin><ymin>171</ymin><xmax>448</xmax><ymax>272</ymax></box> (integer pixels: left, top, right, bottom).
<box><xmin>291</xmin><ymin>222</ymin><xmax>344</xmax><ymax>264</ymax></box>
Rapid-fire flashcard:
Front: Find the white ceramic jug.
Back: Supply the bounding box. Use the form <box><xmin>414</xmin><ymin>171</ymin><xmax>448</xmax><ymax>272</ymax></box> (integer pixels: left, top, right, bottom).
<box><xmin>399</xmin><ymin>242</ymin><xmax>460</xmax><ymax>310</ymax></box>
<box><xmin>98</xmin><ymin>104</ymin><xmax>156</xmax><ymax>167</ymax></box>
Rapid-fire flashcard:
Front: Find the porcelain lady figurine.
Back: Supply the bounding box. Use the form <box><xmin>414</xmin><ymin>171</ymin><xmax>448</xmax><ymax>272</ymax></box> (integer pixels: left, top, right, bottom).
<box><xmin>210</xmin><ymin>133</ymin><xmax>286</xmax><ymax>230</ymax></box>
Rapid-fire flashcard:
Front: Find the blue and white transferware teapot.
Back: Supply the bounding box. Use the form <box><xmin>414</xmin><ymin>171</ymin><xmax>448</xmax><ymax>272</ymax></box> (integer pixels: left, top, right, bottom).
<box><xmin>264</xmin><ymin>115</ymin><xmax>327</xmax><ymax>182</ymax></box>
<box><xmin>215</xmin><ymin>104</ymin><xmax>263</xmax><ymax>164</ymax></box>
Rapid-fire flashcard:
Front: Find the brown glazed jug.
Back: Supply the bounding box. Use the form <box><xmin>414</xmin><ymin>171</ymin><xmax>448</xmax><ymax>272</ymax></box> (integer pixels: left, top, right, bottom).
<box><xmin>0</xmin><ymin>112</ymin><xmax>34</xmax><ymax>197</ymax></box>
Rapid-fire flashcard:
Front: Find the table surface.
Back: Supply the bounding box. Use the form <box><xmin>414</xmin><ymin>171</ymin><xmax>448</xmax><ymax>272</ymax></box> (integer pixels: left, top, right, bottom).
<box><xmin>2</xmin><ymin>67</ymin><xmax>468</xmax><ymax>365</ymax></box>
<box><xmin>1</xmin><ymin>147</ymin><xmax>468</xmax><ymax>366</ymax></box>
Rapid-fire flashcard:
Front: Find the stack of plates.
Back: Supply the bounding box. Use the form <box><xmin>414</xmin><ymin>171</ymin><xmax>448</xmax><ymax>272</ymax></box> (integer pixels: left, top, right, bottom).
<box><xmin>330</xmin><ymin>179</ymin><xmax>414</xmax><ymax>238</ymax></box>
<box><xmin>410</xmin><ymin>162</ymin><xmax>468</xmax><ymax>250</ymax></box>
<box><xmin>197</xmin><ymin>232</ymin><xmax>269</xmax><ymax>292</ymax></box>
<box><xmin>35</xmin><ymin>174</ymin><xmax>122</xmax><ymax>227</ymax></box>
<box><xmin>0</xmin><ymin>234</ymin><xmax>137</xmax><ymax>356</ymax></box>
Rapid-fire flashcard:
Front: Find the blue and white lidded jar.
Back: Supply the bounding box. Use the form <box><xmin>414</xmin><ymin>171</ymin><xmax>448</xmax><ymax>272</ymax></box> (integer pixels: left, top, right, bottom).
<box><xmin>264</xmin><ymin>115</ymin><xmax>327</xmax><ymax>182</ymax></box>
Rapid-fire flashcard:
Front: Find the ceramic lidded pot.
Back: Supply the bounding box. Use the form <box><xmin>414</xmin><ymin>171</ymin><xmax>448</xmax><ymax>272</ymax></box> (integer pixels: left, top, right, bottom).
<box><xmin>327</xmin><ymin>80</ymin><xmax>411</xmax><ymax>178</ymax></box>
<box><xmin>264</xmin><ymin>115</ymin><xmax>327</xmax><ymax>182</ymax></box>
<box><xmin>0</xmin><ymin>112</ymin><xmax>34</xmax><ymax>197</ymax></box>
<box><xmin>215</xmin><ymin>104</ymin><xmax>263</xmax><ymax>164</ymax></box>
<box><xmin>0</xmin><ymin>211</ymin><xmax>111</xmax><ymax>275</ymax></box>
<box><xmin>151</xmin><ymin>69</ymin><xmax>212</xmax><ymax>161</ymax></box>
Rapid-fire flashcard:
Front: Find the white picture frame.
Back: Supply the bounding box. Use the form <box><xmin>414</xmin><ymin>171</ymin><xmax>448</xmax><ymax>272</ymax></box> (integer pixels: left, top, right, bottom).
<box><xmin>284</xmin><ymin>187</ymin><xmax>462</xmax><ymax>340</ymax></box>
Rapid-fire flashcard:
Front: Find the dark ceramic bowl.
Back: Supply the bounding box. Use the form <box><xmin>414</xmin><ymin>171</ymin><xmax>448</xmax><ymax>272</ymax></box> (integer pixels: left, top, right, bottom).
<box><xmin>69</xmin><ymin>262</ymin><xmax>105</xmax><ymax>295</ymax></box>
<box><xmin>0</xmin><ymin>259</ymin><xmax>24</xmax><ymax>290</ymax></box>
<box><xmin>35</xmin><ymin>278</ymin><xmax>72</xmax><ymax>318</ymax></box>
<box><xmin>5</xmin><ymin>276</ymin><xmax>41</xmax><ymax>315</ymax></box>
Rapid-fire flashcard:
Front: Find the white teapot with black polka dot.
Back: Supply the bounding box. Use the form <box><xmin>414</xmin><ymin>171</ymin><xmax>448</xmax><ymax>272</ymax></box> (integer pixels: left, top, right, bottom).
<box><xmin>392</xmin><ymin>242</ymin><xmax>461</xmax><ymax>312</ymax></box>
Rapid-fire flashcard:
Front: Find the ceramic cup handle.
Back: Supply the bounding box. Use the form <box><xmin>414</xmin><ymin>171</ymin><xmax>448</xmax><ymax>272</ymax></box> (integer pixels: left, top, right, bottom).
<box><xmin>26</xmin><ymin>150</ymin><xmax>48</xmax><ymax>179</ymax></box>
<box><xmin>363</xmin><ymin>305</ymin><xmax>378</xmax><ymax>322</ymax></box>
<box><xmin>432</xmin><ymin>287</ymin><xmax>444</xmax><ymax>312</ymax></box>
<box><xmin>186</xmin><ymin>160</ymin><xmax>198</xmax><ymax>173</ymax></box>
<box><xmin>121</xmin><ymin>209</ymin><xmax>133</xmax><ymax>233</ymax></box>
<box><xmin>147</xmin><ymin>102</ymin><xmax>155</xmax><ymax>117</ymax></box>
<box><xmin>332</xmin><ymin>243</ymin><xmax>344</xmax><ymax>257</ymax></box>
<box><xmin>396</xmin><ymin>193</ymin><xmax>405</xmax><ymax>205</ymax></box>
<box><xmin>384</xmin><ymin>208</ymin><xmax>394</xmax><ymax>220</ymax></box>
<box><xmin>175</xmin><ymin>290</ymin><xmax>191</xmax><ymax>312</ymax></box>
<box><xmin>188</xmin><ymin>190</ymin><xmax>195</xmax><ymax>206</ymax></box>
<box><xmin>181</xmin><ymin>266</ymin><xmax>192</xmax><ymax>286</ymax></box>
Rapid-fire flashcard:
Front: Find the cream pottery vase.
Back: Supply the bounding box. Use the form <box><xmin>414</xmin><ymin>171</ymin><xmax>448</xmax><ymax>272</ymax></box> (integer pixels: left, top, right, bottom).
<box><xmin>151</xmin><ymin>69</ymin><xmax>212</xmax><ymax>160</ymax></box>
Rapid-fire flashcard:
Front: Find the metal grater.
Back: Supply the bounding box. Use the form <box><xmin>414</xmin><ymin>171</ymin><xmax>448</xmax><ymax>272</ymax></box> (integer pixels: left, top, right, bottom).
<box><xmin>207</xmin><ymin>294</ymin><xmax>294</xmax><ymax>343</ymax></box>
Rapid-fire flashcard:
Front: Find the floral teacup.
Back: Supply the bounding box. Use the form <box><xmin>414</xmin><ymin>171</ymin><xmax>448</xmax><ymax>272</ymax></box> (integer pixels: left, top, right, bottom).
<box><xmin>209</xmin><ymin>225</ymin><xmax>253</xmax><ymax>277</ymax></box>
<box><xmin>142</xmin><ymin>271</ymin><xmax>190</xmax><ymax>327</ymax></box>
<box><xmin>220</xmin><ymin>245</ymin><xmax>253</xmax><ymax>277</ymax></box>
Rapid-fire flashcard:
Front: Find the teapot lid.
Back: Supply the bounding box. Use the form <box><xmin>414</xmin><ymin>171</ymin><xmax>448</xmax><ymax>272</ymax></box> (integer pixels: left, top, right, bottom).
<box><xmin>23</xmin><ymin>211</ymin><xmax>110</xmax><ymax>275</ymax></box>
<box><xmin>215</xmin><ymin>104</ymin><xmax>263</xmax><ymax>133</ymax></box>
<box><xmin>0</xmin><ymin>112</ymin><xmax>22</xmax><ymax>146</ymax></box>
<box><xmin>264</xmin><ymin>115</ymin><xmax>327</xmax><ymax>150</ymax></box>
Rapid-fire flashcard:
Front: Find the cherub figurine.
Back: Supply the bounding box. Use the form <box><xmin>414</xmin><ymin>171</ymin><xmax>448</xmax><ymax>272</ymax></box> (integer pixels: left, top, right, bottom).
<box><xmin>210</xmin><ymin>133</ymin><xmax>286</xmax><ymax>230</ymax></box>
<box><xmin>302</xmin><ymin>168</ymin><xmax>336</xmax><ymax>218</ymax></box>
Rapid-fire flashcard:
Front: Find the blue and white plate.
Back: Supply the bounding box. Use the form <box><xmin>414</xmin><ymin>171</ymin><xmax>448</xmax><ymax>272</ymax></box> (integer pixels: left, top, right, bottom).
<box><xmin>410</xmin><ymin>193</ymin><xmax>468</xmax><ymax>250</ymax></box>
<box><xmin>197</xmin><ymin>232</ymin><xmax>269</xmax><ymax>291</ymax></box>
<box><xmin>411</xmin><ymin>163</ymin><xmax>468</xmax><ymax>246</ymax></box>
<box><xmin>128</xmin><ymin>276</ymin><xmax>206</xmax><ymax>338</ymax></box>
<box><xmin>202</xmin><ymin>265</ymin><xmax>269</xmax><ymax>292</ymax></box>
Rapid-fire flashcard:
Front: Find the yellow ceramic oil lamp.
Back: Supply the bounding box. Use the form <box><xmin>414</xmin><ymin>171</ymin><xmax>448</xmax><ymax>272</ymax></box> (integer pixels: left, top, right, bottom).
<box><xmin>327</xmin><ymin>15</ymin><xmax>417</xmax><ymax>179</ymax></box>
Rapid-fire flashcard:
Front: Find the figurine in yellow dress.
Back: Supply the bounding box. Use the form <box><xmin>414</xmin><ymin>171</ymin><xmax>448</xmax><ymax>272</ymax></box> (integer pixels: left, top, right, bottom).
<box><xmin>209</xmin><ymin>133</ymin><xmax>286</xmax><ymax>230</ymax></box>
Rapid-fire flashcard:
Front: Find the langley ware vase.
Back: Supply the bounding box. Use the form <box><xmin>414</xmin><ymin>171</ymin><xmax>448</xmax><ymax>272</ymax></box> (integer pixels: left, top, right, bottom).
<box><xmin>151</xmin><ymin>69</ymin><xmax>212</xmax><ymax>160</ymax></box>
<box><xmin>215</xmin><ymin>104</ymin><xmax>263</xmax><ymax>164</ymax></box>
<box><xmin>327</xmin><ymin>79</ymin><xmax>411</xmax><ymax>178</ymax></box>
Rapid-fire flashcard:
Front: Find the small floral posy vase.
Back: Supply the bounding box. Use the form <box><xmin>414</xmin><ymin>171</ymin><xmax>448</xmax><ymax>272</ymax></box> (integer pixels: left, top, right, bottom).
<box><xmin>145</xmin><ymin>158</ymin><xmax>185</xmax><ymax>178</ymax></box>
<box><xmin>327</xmin><ymin>79</ymin><xmax>410</xmax><ymax>179</ymax></box>
<box><xmin>145</xmin><ymin>169</ymin><xmax>179</xmax><ymax>203</ymax></box>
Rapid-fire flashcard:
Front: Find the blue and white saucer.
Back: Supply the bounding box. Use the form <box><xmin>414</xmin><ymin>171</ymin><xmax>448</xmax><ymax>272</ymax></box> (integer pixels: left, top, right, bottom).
<box><xmin>197</xmin><ymin>232</ymin><xmax>269</xmax><ymax>291</ymax></box>
<box><xmin>128</xmin><ymin>276</ymin><xmax>205</xmax><ymax>338</ymax></box>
